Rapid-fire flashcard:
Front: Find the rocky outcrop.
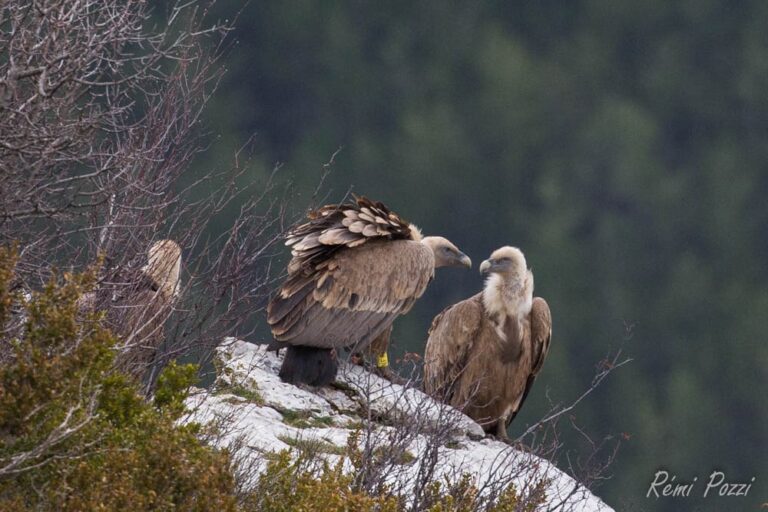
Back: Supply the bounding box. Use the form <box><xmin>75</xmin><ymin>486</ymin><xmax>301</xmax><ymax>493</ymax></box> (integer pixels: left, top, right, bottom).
<box><xmin>183</xmin><ymin>339</ymin><xmax>613</xmax><ymax>511</ymax></box>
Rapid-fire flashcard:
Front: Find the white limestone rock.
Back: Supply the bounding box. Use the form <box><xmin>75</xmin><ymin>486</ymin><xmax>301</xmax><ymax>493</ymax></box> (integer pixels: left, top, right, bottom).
<box><xmin>183</xmin><ymin>339</ymin><xmax>614</xmax><ymax>512</ymax></box>
<box><xmin>337</xmin><ymin>363</ymin><xmax>486</xmax><ymax>440</ymax></box>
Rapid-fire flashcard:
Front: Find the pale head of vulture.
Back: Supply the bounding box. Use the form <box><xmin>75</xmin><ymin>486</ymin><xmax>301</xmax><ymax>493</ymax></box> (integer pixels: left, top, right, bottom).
<box><xmin>421</xmin><ymin>236</ymin><xmax>472</xmax><ymax>269</ymax></box>
<box><xmin>479</xmin><ymin>246</ymin><xmax>533</xmax><ymax>321</ymax></box>
<box><xmin>142</xmin><ymin>240</ymin><xmax>182</xmax><ymax>299</ymax></box>
<box><xmin>479</xmin><ymin>246</ymin><xmax>526</xmax><ymax>279</ymax></box>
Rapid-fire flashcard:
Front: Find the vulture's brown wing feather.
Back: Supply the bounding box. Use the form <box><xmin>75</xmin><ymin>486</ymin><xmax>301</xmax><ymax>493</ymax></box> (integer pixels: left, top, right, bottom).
<box><xmin>284</xmin><ymin>195</ymin><xmax>414</xmax><ymax>274</ymax></box>
<box><xmin>108</xmin><ymin>270</ymin><xmax>171</xmax><ymax>380</ymax></box>
<box><xmin>507</xmin><ymin>297</ymin><xmax>552</xmax><ymax>427</ymax></box>
<box><xmin>529</xmin><ymin>297</ymin><xmax>552</xmax><ymax>374</ymax></box>
<box><xmin>268</xmin><ymin>239</ymin><xmax>433</xmax><ymax>349</ymax></box>
<box><xmin>268</xmin><ymin>195</ymin><xmax>429</xmax><ymax>351</ymax></box>
<box><xmin>507</xmin><ymin>374</ymin><xmax>536</xmax><ymax>428</ymax></box>
<box><xmin>423</xmin><ymin>294</ymin><xmax>484</xmax><ymax>402</ymax></box>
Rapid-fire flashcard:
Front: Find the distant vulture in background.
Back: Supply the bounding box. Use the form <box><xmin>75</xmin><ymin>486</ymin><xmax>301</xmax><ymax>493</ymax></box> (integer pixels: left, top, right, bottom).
<box><xmin>424</xmin><ymin>247</ymin><xmax>552</xmax><ymax>439</ymax></box>
<box><xmin>267</xmin><ymin>195</ymin><xmax>471</xmax><ymax>386</ymax></box>
<box><xmin>90</xmin><ymin>240</ymin><xmax>182</xmax><ymax>383</ymax></box>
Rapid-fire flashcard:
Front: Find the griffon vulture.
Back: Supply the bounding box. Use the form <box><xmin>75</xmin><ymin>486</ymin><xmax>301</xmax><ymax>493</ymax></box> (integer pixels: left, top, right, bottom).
<box><xmin>267</xmin><ymin>195</ymin><xmax>471</xmax><ymax>386</ymax></box>
<box><xmin>87</xmin><ymin>240</ymin><xmax>182</xmax><ymax>382</ymax></box>
<box><xmin>424</xmin><ymin>246</ymin><xmax>551</xmax><ymax>439</ymax></box>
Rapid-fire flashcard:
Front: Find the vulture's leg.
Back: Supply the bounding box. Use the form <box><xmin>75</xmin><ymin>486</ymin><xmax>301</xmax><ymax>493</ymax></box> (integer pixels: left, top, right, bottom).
<box><xmin>495</xmin><ymin>417</ymin><xmax>511</xmax><ymax>441</ymax></box>
<box><xmin>366</xmin><ymin>325</ymin><xmax>406</xmax><ymax>384</ymax></box>
<box><xmin>367</xmin><ymin>325</ymin><xmax>392</xmax><ymax>366</ymax></box>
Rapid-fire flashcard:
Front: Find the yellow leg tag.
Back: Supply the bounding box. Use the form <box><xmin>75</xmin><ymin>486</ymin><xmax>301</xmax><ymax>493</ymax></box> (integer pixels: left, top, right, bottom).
<box><xmin>376</xmin><ymin>352</ymin><xmax>389</xmax><ymax>368</ymax></box>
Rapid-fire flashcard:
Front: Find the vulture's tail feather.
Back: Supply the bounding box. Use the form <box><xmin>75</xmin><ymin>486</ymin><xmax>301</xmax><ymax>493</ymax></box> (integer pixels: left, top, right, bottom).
<box><xmin>279</xmin><ymin>345</ymin><xmax>337</xmax><ymax>386</ymax></box>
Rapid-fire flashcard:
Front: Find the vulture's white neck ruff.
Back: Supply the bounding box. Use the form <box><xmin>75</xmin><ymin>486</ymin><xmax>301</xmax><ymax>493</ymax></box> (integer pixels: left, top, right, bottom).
<box><xmin>408</xmin><ymin>223</ymin><xmax>423</xmax><ymax>242</ymax></box>
<box><xmin>483</xmin><ymin>270</ymin><xmax>534</xmax><ymax>332</ymax></box>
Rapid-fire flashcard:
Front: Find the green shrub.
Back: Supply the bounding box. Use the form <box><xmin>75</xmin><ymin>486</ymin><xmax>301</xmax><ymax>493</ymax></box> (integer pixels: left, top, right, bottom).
<box><xmin>0</xmin><ymin>247</ymin><xmax>237</xmax><ymax>511</ymax></box>
<box><xmin>244</xmin><ymin>450</ymin><xmax>400</xmax><ymax>512</ymax></box>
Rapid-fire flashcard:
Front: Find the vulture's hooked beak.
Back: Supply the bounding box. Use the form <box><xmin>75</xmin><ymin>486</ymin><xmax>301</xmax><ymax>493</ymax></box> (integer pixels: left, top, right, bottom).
<box><xmin>479</xmin><ymin>259</ymin><xmax>492</xmax><ymax>275</ymax></box>
<box><xmin>458</xmin><ymin>253</ymin><xmax>472</xmax><ymax>269</ymax></box>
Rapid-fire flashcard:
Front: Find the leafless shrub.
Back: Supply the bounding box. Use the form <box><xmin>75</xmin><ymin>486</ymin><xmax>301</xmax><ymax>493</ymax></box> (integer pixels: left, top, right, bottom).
<box><xmin>0</xmin><ymin>0</ymin><xmax>294</xmax><ymax>384</ymax></box>
<box><xmin>511</xmin><ymin>342</ymin><xmax>632</xmax><ymax>511</ymax></box>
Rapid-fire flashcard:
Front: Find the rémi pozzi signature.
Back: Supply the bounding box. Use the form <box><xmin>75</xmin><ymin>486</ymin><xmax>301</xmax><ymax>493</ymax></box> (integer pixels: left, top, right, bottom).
<box><xmin>647</xmin><ymin>470</ymin><xmax>756</xmax><ymax>499</ymax></box>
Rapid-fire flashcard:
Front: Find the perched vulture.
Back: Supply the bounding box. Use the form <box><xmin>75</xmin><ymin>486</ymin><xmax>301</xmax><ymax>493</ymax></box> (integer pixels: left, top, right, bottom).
<box><xmin>91</xmin><ymin>240</ymin><xmax>182</xmax><ymax>383</ymax></box>
<box><xmin>423</xmin><ymin>246</ymin><xmax>552</xmax><ymax>439</ymax></box>
<box><xmin>267</xmin><ymin>195</ymin><xmax>471</xmax><ymax>386</ymax></box>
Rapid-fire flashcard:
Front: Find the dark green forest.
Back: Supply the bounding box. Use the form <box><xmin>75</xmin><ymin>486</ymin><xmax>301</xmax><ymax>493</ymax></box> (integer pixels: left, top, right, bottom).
<box><xmin>191</xmin><ymin>1</ymin><xmax>768</xmax><ymax>510</ymax></box>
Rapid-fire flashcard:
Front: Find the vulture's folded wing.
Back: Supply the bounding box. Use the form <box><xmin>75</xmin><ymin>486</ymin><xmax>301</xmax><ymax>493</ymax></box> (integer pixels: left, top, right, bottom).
<box><xmin>529</xmin><ymin>297</ymin><xmax>552</xmax><ymax>375</ymax></box>
<box><xmin>507</xmin><ymin>296</ymin><xmax>552</xmax><ymax>426</ymax></box>
<box><xmin>423</xmin><ymin>294</ymin><xmax>484</xmax><ymax>402</ymax></box>
<box><xmin>268</xmin><ymin>239</ymin><xmax>434</xmax><ymax>350</ymax></box>
<box><xmin>108</xmin><ymin>268</ymin><xmax>173</xmax><ymax>380</ymax></box>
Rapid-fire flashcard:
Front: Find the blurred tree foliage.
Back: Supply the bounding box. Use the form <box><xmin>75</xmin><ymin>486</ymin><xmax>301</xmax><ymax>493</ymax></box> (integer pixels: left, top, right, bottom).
<box><xmin>192</xmin><ymin>1</ymin><xmax>768</xmax><ymax>509</ymax></box>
